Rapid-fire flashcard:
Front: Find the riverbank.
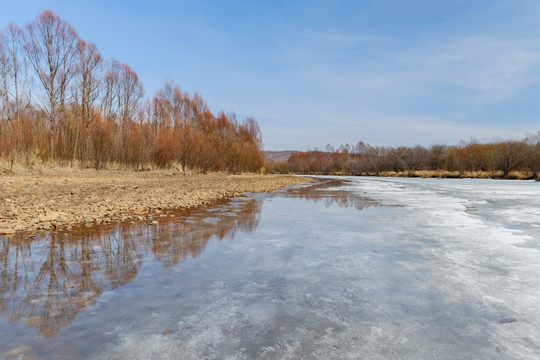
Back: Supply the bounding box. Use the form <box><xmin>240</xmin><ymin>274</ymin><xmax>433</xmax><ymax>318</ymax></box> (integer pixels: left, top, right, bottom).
<box><xmin>0</xmin><ymin>170</ymin><xmax>311</xmax><ymax>234</ymax></box>
<box><xmin>271</xmin><ymin>170</ymin><xmax>537</xmax><ymax>180</ymax></box>
<box><xmin>361</xmin><ymin>170</ymin><xmax>536</xmax><ymax>180</ymax></box>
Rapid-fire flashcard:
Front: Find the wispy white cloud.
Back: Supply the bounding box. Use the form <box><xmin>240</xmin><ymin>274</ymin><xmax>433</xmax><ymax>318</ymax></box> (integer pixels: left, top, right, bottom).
<box><xmin>292</xmin><ymin>32</ymin><xmax>540</xmax><ymax>104</ymax></box>
<box><xmin>411</xmin><ymin>36</ymin><xmax>540</xmax><ymax>101</ymax></box>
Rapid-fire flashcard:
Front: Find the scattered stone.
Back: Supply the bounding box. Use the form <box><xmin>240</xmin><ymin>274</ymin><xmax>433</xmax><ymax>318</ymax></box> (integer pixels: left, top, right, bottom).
<box><xmin>41</xmin><ymin>222</ymin><xmax>52</xmax><ymax>230</ymax></box>
<box><xmin>151</xmin><ymin>220</ymin><xmax>159</xmax><ymax>225</ymax></box>
<box><xmin>83</xmin><ymin>216</ymin><xmax>94</xmax><ymax>223</ymax></box>
<box><xmin>39</xmin><ymin>213</ymin><xmax>58</xmax><ymax>222</ymax></box>
<box><xmin>0</xmin><ymin>228</ymin><xmax>16</xmax><ymax>234</ymax></box>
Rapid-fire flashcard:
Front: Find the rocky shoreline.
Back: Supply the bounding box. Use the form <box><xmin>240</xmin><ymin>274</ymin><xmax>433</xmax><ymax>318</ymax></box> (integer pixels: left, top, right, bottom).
<box><xmin>0</xmin><ymin>171</ymin><xmax>311</xmax><ymax>235</ymax></box>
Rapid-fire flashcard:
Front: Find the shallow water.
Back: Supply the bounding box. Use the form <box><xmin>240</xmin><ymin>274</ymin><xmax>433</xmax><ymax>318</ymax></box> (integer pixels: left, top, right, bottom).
<box><xmin>1</xmin><ymin>177</ymin><xmax>539</xmax><ymax>359</ymax></box>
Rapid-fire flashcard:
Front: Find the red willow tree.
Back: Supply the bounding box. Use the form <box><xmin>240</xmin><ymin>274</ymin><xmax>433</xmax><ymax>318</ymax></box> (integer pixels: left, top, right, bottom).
<box><xmin>0</xmin><ymin>10</ymin><xmax>265</xmax><ymax>172</ymax></box>
<box><xmin>151</xmin><ymin>82</ymin><xmax>264</xmax><ymax>172</ymax></box>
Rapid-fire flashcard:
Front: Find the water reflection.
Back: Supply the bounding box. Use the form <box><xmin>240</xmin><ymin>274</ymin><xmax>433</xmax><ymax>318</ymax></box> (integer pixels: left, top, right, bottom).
<box><xmin>287</xmin><ymin>179</ymin><xmax>378</xmax><ymax>211</ymax></box>
<box><xmin>0</xmin><ymin>198</ymin><xmax>261</xmax><ymax>337</ymax></box>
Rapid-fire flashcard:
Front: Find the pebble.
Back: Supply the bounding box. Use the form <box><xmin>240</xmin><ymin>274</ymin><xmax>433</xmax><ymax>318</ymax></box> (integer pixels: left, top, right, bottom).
<box><xmin>41</xmin><ymin>222</ymin><xmax>52</xmax><ymax>230</ymax></box>
<box><xmin>39</xmin><ymin>213</ymin><xmax>58</xmax><ymax>222</ymax></box>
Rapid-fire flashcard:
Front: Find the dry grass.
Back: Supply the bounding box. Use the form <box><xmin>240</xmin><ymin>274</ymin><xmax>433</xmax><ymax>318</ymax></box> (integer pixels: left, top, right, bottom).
<box><xmin>375</xmin><ymin>170</ymin><xmax>536</xmax><ymax>180</ymax></box>
<box><xmin>0</xmin><ymin>158</ymin><xmax>188</xmax><ymax>175</ymax></box>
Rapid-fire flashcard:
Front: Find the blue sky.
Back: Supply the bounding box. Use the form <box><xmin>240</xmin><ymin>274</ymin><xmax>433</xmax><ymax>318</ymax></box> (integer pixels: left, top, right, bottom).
<box><xmin>2</xmin><ymin>1</ymin><xmax>540</xmax><ymax>150</ymax></box>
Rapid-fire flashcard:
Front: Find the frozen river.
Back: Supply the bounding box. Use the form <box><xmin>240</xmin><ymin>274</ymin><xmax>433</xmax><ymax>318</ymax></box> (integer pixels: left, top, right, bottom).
<box><xmin>1</xmin><ymin>177</ymin><xmax>539</xmax><ymax>359</ymax></box>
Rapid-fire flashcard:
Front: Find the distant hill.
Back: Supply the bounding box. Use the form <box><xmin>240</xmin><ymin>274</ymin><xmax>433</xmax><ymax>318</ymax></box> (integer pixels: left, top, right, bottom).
<box><xmin>264</xmin><ymin>150</ymin><xmax>298</xmax><ymax>163</ymax></box>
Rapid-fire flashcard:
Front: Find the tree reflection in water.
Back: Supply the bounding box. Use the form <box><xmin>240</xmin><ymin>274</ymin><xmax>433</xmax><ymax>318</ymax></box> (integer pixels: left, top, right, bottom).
<box><xmin>287</xmin><ymin>179</ymin><xmax>378</xmax><ymax>211</ymax></box>
<box><xmin>0</xmin><ymin>197</ymin><xmax>261</xmax><ymax>337</ymax></box>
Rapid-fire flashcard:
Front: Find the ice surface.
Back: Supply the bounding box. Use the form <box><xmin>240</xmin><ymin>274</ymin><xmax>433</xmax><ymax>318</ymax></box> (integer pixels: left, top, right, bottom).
<box><xmin>345</xmin><ymin>177</ymin><xmax>540</xmax><ymax>358</ymax></box>
<box><xmin>1</xmin><ymin>177</ymin><xmax>539</xmax><ymax>359</ymax></box>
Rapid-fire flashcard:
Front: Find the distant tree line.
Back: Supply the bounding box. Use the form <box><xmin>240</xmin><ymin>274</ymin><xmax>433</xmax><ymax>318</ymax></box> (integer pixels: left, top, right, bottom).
<box><xmin>270</xmin><ymin>135</ymin><xmax>540</xmax><ymax>180</ymax></box>
<box><xmin>0</xmin><ymin>10</ymin><xmax>264</xmax><ymax>172</ymax></box>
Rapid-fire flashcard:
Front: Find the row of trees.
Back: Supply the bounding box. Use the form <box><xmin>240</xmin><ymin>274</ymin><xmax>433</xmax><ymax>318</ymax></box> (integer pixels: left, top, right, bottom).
<box><xmin>0</xmin><ymin>10</ymin><xmax>264</xmax><ymax>172</ymax></box>
<box><xmin>270</xmin><ymin>135</ymin><xmax>540</xmax><ymax>179</ymax></box>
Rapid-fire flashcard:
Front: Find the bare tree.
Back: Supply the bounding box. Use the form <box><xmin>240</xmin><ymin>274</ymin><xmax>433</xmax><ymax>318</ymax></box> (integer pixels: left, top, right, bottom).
<box><xmin>71</xmin><ymin>39</ymin><xmax>102</xmax><ymax>163</ymax></box>
<box><xmin>0</xmin><ymin>30</ymin><xmax>8</xmax><ymax>120</ymax></box>
<box><xmin>524</xmin><ymin>132</ymin><xmax>540</xmax><ymax>179</ymax></box>
<box><xmin>493</xmin><ymin>141</ymin><xmax>526</xmax><ymax>178</ymax></box>
<box><xmin>117</xmin><ymin>61</ymin><xmax>143</xmax><ymax>124</ymax></box>
<box><xmin>3</xmin><ymin>23</ymin><xmax>29</xmax><ymax>122</ymax></box>
<box><xmin>75</xmin><ymin>40</ymin><xmax>102</xmax><ymax>128</ymax></box>
<box><xmin>24</xmin><ymin>10</ymin><xmax>79</xmax><ymax>157</ymax></box>
<box><xmin>387</xmin><ymin>146</ymin><xmax>411</xmax><ymax>172</ymax></box>
<box><xmin>428</xmin><ymin>145</ymin><xmax>448</xmax><ymax>170</ymax></box>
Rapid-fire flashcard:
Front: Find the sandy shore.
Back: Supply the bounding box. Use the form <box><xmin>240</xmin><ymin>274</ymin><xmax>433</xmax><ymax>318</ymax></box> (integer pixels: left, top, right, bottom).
<box><xmin>0</xmin><ymin>170</ymin><xmax>311</xmax><ymax>234</ymax></box>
